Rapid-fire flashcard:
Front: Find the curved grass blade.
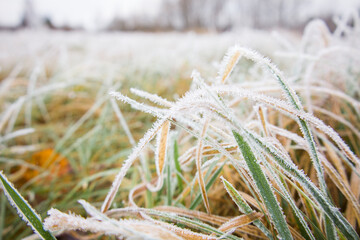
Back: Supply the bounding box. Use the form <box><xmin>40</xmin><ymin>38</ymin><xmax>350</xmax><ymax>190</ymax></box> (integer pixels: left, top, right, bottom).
<box><xmin>147</xmin><ymin>119</ymin><xmax>171</xmax><ymax>192</ymax></box>
<box><xmin>221</xmin><ymin>176</ymin><xmax>273</xmax><ymax>239</ymax></box>
<box><xmin>252</xmin><ymin>47</ymin><xmax>334</xmax><ymax>238</ymax></box>
<box><xmin>144</xmin><ymin>208</ymin><xmax>243</xmax><ymax>240</ymax></box>
<box><xmin>190</xmin><ymin>162</ymin><xmax>225</xmax><ymax>210</ymax></box>
<box><xmin>0</xmin><ymin>171</ymin><xmax>56</xmax><ymax>240</ymax></box>
<box><xmin>232</xmin><ymin>131</ymin><xmax>293</xmax><ymax>240</ymax></box>
<box><xmin>218</xmin><ymin>212</ymin><xmax>263</xmax><ymax>232</ymax></box>
<box><xmin>196</xmin><ymin>119</ymin><xmax>211</xmax><ymax>214</ymax></box>
<box><xmin>255</xmin><ymin>103</ymin><xmax>315</xmax><ymax>240</ymax></box>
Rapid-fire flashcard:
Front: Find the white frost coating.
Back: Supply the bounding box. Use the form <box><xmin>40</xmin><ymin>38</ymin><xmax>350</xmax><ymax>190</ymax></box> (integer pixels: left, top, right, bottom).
<box><xmin>109</xmin><ymin>91</ymin><xmax>167</xmax><ymax>119</ymax></box>
<box><xmin>216</xmin><ymin>45</ymin><xmax>242</xmax><ymax>84</ymax></box>
<box><xmin>109</xmin><ymin>86</ymin><xmax>247</xmax><ymax>206</ymax></box>
<box><xmin>110</xmin><ymin>98</ymin><xmax>136</xmax><ymax>147</ymax></box>
<box><xmin>213</xmin><ymin>85</ymin><xmax>360</xmax><ymax>166</ymax></box>
<box><xmin>0</xmin><ymin>128</ymin><xmax>35</xmax><ymax>143</ymax></box>
<box><xmin>0</xmin><ymin>97</ymin><xmax>25</xmax><ymax>132</ymax></box>
<box><xmin>130</xmin><ymin>88</ymin><xmax>174</xmax><ymax>107</ymax></box>
<box><xmin>45</xmin><ymin>208</ymin><xmax>183</xmax><ymax>239</ymax></box>
<box><xmin>5</xmin><ymin>99</ymin><xmax>25</xmax><ymax>134</ymax></box>
<box><xmin>101</xmin><ymin>116</ymin><xmax>169</xmax><ymax>212</ymax></box>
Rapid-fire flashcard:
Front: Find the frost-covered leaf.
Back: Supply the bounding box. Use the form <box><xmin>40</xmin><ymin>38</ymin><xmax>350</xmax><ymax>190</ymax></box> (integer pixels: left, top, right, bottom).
<box><xmin>232</xmin><ymin>131</ymin><xmax>293</xmax><ymax>240</ymax></box>
<box><xmin>221</xmin><ymin>176</ymin><xmax>273</xmax><ymax>239</ymax></box>
<box><xmin>0</xmin><ymin>171</ymin><xmax>56</xmax><ymax>240</ymax></box>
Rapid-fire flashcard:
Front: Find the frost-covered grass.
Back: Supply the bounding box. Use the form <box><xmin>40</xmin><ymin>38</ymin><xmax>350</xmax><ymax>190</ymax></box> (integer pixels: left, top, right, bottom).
<box><xmin>1</xmin><ymin>14</ymin><xmax>360</xmax><ymax>240</ymax></box>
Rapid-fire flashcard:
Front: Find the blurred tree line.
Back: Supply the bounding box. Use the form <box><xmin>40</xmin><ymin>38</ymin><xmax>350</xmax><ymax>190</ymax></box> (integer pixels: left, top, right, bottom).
<box><xmin>8</xmin><ymin>0</ymin><xmax>357</xmax><ymax>32</ymax></box>
<box><xmin>107</xmin><ymin>0</ymin><xmax>340</xmax><ymax>32</ymax></box>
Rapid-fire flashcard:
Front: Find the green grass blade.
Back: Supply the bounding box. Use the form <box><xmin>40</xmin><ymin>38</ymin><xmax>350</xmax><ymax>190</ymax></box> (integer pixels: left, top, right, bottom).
<box><xmin>261</xmin><ymin>159</ymin><xmax>316</xmax><ymax>240</ymax></box>
<box><xmin>0</xmin><ymin>193</ymin><xmax>5</xmax><ymax>240</ymax></box>
<box><xmin>302</xmin><ymin>196</ymin><xmax>325</xmax><ymax>240</ymax></box>
<box><xmin>0</xmin><ymin>171</ymin><xmax>56</xmax><ymax>240</ymax></box>
<box><xmin>173</xmin><ymin>140</ymin><xmax>183</xmax><ymax>192</ymax></box>
<box><xmin>232</xmin><ymin>131</ymin><xmax>293</xmax><ymax>240</ymax></box>
<box><xmin>221</xmin><ymin>176</ymin><xmax>273</xmax><ymax>239</ymax></box>
<box><xmin>269</xmin><ymin>60</ymin><xmax>337</xmax><ymax>238</ymax></box>
<box><xmin>145</xmin><ymin>208</ymin><xmax>242</xmax><ymax>240</ymax></box>
<box><xmin>273</xmin><ymin>167</ymin><xmax>327</xmax><ymax>240</ymax></box>
<box><xmin>325</xmin><ymin>216</ymin><xmax>337</xmax><ymax>240</ymax></box>
<box><xmin>166</xmin><ymin>155</ymin><xmax>172</xmax><ymax>205</ymax></box>
<box><xmin>265</xmin><ymin>54</ymin><xmax>328</xmax><ymax>195</ymax></box>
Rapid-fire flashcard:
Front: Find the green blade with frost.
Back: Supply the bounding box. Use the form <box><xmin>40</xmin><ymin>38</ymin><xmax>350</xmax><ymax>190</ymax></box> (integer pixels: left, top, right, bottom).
<box><xmin>0</xmin><ymin>171</ymin><xmax>56</xmax><ymax>240</ymax></box>
<box><xmin>166</xmin><ymin>153</ymin><xmax>172</xmax><ymax>205</ymax></box>
<box><xmin>145</xmin><ymin>208</ymin><xmax>242</xmax><ymax>240</ymax></box>
<box><xmin>269</xmin><ymin>63</ymin><xmax>335</xmax><ymax>239</ymax></box>
<box><xmin>221</xmin><ymin>176</ymin><xmax>273</xmax><ymax>239</ymax></box>
<box><xmin>232</xmin><ymin>131</ymin><xmax>293</xmax><ymax>240</ymax></box>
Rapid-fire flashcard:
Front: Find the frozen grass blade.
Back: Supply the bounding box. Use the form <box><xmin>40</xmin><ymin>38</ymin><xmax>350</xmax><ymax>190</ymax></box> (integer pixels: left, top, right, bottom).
<box><xmin>196</xmin><ymin>119</ymin><xmax>211</xmax><ymax>214</ymax></box>
<box><xmin>107</xmin><ymin>206</ymin><xmax>242</xmax><ymax>239</ymax></box>
<box><xmin>101</xmin><ymin>117</ymin><xmax>168</xmax><ymax>212</ymax></box>
<box><xmin>215</xmin><ymin>84</ymin><xmax>360</xmax><ymax>170</ymax></box>
<box><xmin>144</xmin><ymin>208</ymin><xmax>243</xmax><ymax>240</ymax></box>
<box><xmin>147</xmin><ymin>120</ymin><xmax>171</xmax><ymax>191</ymax></box>
<box><xmin>220</xmin><ymin>46</ymin><xmax>358</xmax><ymax>179</ymax></box>
<box><xmin>157</xmin><ymin>120</ymin><xmax>170</xmax><ymax>179</ymax></box>
<box><xmin>218</xmin><ymin>46</ymin><xmax>241</xmax><ymax>84</ymax></box>
<box><xmin>154</xmin><ymin>206</ymin><xmax>227</xmax><ymax>225</ymax></box>
<box><xmin>130</xmin><ymin>88</ymin><xmax>174</xmax><ymax>108</ymax></box>
<box><xmin>45</xmin><ymin>207</ymin><xmax>184</xmax><ymax>239</ymax></box>
<box><xmin>0</xmin><ymin>172</ymin><xmax>56</xmax><ymax>240</ymax></box>
<box><xmin>246</xmin><ymin>49</ymin><xmax>344</xmax><ymax>238</ymax></box>
<box><xmin>221</xmin><ymin>176</ymin><xmax>273</xmax><ymax>239</ymax></box>
<box><xmin>232</xmin><ymin>131</ymin><xmax>293</xmax><ymax>240</ymax></box>
<box><xmin>261</xmin><ymin>158</ymin><xmax>316</xmax><ymax>240</ymax></box>
<box><xmin>218</xmin><ymin>212</ymin><xmax>263</xmax><ymax>232</ymax></box>
<box><xmin>190</xmin><ymin>162</ymin><xmax>225</xmax><ymax>210</ymax></box>
<box><xmin>252</xmin><ymin>108</ymin><xmax>316</xmax><ymax>240</ymax></box>
<box><xmin>255</xmin><ymin>105</ymin><xmax>269</xmax><ymax>137</ymax></box>
<box><xmin>110</xmin><ymin>98</ymin><xmax>136</xmax><ymax>146</ymax></box>
<box><xmin>221</xmin><ymin>46</ymin><xmax>330</xmax><ymax>197</ymax></box>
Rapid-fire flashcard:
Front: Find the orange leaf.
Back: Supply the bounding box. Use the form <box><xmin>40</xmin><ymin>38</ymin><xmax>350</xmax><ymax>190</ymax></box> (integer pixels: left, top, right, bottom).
<box><xmin>24</xmin><ymin>149</ymin><xmax>70</xmax><ymax>181</ymax></box>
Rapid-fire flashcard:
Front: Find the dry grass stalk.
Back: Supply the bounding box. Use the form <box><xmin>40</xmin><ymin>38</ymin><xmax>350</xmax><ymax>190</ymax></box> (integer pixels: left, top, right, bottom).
<box><xmin>218</xmin><ymin>212</ymin><xmax>263</xmax><ymax>232</ymax></box>
<box><xmin>196</xmin><ymin>119</ymin><xmax>211</xmax><ymax>214</ymax></box>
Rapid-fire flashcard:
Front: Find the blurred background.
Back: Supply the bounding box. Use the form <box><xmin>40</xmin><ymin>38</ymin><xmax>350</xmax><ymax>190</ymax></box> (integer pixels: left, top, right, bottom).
<box><xmin>1</xmin><ymin>0</ymin><xmax>360</xmax><ymax>32</ymax></box>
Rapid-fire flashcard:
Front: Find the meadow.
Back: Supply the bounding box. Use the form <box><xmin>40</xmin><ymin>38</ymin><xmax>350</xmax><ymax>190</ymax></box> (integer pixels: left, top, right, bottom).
<box><xmin>0</xmin><ymin>14</ymin><xmax>359</xmax><ymax>240</ymax></box>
